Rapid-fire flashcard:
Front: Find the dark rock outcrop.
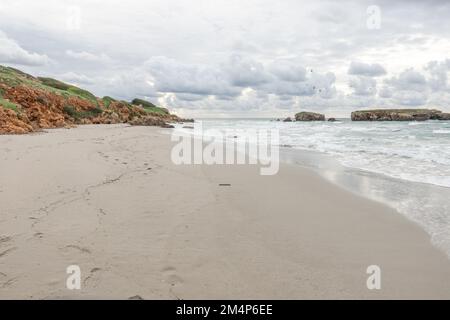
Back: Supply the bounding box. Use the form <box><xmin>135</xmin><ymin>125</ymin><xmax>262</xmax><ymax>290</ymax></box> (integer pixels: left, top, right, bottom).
<box><xmin>295</xmin><ymin>112</ymin><xmax>325</xmax><ymax>121</ymax></box>
<box><xmin>435</xmin><ymin>112</ymin><xmax>450</xmax><ymax>120</ymax></box>
<box><xmin>128</xmin><ymin>115</ymin><xmax>171</xmax><ymax>128</ymax></box>
<box><xmin>283</xmin><ymin>117</ymin><xmax>293</xmax><ymax>122</ymax></box>
<box><xmin>328</xmin><ymin>118</ymin><xmax>336</xmax><ymax>122</ymax></box>
<box><xmin>351</xmin><ymin>109</ymin><xmax>449</xmax><ymax>121</ymax></box>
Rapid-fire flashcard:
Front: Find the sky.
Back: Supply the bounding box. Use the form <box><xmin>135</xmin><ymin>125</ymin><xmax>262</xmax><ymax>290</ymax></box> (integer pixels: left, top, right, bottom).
<box><xmin>1</xmin><ymin>0</ymin><xmax>450</xmax><ymax>118</ymax></box>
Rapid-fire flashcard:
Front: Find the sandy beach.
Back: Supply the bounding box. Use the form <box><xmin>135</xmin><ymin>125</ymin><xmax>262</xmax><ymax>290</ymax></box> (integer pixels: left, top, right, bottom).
<box><xmin>0</xmin><ymin>124</ymin><xmax>449</xmax><ymax>299</ymax></box>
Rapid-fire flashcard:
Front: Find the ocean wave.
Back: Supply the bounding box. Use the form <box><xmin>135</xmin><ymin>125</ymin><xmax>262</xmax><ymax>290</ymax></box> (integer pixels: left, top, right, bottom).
<box><xmin>433</xmin><ymin>129</ymin><xmax>450</xmax><ymax>134</ymax></box>
<box><xmin>194</xmin><ymin>119</ymin><xmax>450</xmax><ymax>188</ymax></box>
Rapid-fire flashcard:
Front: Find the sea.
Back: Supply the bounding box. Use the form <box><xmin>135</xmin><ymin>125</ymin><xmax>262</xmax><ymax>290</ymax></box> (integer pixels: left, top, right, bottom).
<box><xmin>171</xmin><ymin>118</ymin><xmax>450</xmax><ymax>258</ymax></box>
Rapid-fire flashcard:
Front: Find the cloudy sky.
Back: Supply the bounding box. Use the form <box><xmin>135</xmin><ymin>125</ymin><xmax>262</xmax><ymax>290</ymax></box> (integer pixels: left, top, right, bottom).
<box><xmin>1</xmin><ymin>0</ymin><xmax>450</xmax><ymax>117</ymax></box>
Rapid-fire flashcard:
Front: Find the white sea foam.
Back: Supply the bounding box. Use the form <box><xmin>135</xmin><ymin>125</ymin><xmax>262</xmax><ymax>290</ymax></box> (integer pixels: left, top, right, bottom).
<box><xmin>433</xmin><ymin>129</ymin><xmax>450</xmax><ymax>134</ymax></box>
<box><xmin>178</xmin><ymin>119</ymin><xmax>450</xmax><ymax>188</ymax></box>
<box><xmin>172</xmin><ymin>118</ymin><xmax>450</xmax><ymax>257</ymax></box>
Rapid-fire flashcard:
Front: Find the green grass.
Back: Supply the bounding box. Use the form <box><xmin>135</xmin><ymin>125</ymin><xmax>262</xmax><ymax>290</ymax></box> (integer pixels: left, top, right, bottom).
<box><xmin>1</xmin><ymin>68</ymin><xmax>96</xmax><ymax>104</ymax></box>
<box><xmin>38</xmin><ymin>77</ymin><xmax>98</xmax><ymax>103</ymax></box>
<box><xmin>38</xmin><ymin>77</ymin><xmax>71</xmax><ymax>90</ymax></box>
<box><xmin>63</xmin><ymin>105</ymin><xmax>103</xmax><ymax>120</ymax></box>
<box><xmin>0</xmin><ymin>66</ymin><xmax>26</xmax><ymax>87</ymax></box>
<box><xmin>131</xmin><ymin>98</ymin><xmax>169</xmax><ymax>115</ymax></box>
<box><xmin>0</xmin><ymin>97</ymin><xmax>20</xmax><ymax>113</ymax></box>
<box><xmin>144</xmin><ymin>107</ymin><xmax>169</xmax><ymax>115</ymax></box>
<box><xmin>0</xmin><ymin>68</ymin><xmax>98</xmax><ymax>106</ymax></box>
<box><xmin>132</xmin><ymin>98</ymin><xmax>157</xmax><ymax>108</ymax></box>
<box><xmin>102</xmin><ymin>96</ymin><xmax>116</xmax><ymax>108</ymax></box>
<box><xmin>0</xmin><ymin>65</ymin><xmax>177</xmax><ymax>120</ymax></box>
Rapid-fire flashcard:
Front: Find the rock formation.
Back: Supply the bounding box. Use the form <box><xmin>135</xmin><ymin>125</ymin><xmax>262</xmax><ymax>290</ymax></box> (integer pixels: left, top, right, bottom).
<box><xmin>351</xmin><ymin>109</ymin><xmax>450</xmax><ymax>121</ymax></box>
<box><xmin>295</xmin><ymin>112</ymin><xmax>325</xmax><ymax>121</ymax></box>
<box><xmin>0</xmin><ymin>65</ymin><xmax>189</xmax><ymax>134</ymax></box>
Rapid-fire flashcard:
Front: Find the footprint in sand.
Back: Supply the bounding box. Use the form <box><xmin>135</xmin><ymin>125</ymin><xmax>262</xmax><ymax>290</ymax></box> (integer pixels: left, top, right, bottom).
<box><xmin>161</xmin><ymin>266</ymin><xmax>183</xmax><ymax>286</ymax></box>
<box><xmin>0</xmin><ymin>236</ymin><xmax>12</xmax><ymax>245</ymax></box>
<box><xmin>83</xmin><ymin>267</ymin><xmax>102</xmax><ymax>288</ymax></box>
<box><xmin>64</xmin><ymin>245</ymin><xmax>92</xmax><ymax>254</ymax></box>
<box><xmin>33</xmin><ymin>232</ymin><xmax>44</xmax><ymax>239</ymax></box>
<box><xmin>0</xmin><ymin>247</ymin><xmax>17</xmax><ymax>258</ymax></box>
<box><xmin>1</xmin><ymin>276</ymin><xmax>18</xmax><ymax>288</ymax></box>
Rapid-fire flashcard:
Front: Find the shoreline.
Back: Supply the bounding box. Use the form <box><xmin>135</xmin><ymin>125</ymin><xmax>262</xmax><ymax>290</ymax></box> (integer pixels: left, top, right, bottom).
<box><xmin>0</xmin><ymin>124</ymin><xmax>449</xmax><ymax>299</ymax></box>
<box><xmin>279</xmin><ymin>146</ymin><xmax>450</xmax><ymax>259</ymax></box>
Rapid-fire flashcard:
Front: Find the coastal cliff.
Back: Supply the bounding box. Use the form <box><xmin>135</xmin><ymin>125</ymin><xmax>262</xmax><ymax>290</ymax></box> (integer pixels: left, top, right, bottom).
<box><xmin>0</xmin><ymin>65</ymin><xmax>187</xmax><ymax>134</ymax></box>
<box><xmin>351</xmin><ymin>109</ymin><xmax>450</xmax><ymax>121</ymax></box>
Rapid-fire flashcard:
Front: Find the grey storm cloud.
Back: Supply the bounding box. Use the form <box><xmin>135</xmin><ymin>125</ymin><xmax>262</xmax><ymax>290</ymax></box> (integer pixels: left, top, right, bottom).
<box><xmin>226</xmin><ymin>54</ymin><xmax>270</xmax><ymax>87</ymax></box>
<box><xmin>144</xmin><ymin>56</ymin><xmax>241</xmax><ymax>97</ymax></box>
<box><xmin>386</xmin><ymin>69</ymin><xmax>428</xmax><ymax>92</ymax></box>
<box><xmin>392</xmin><ymin>91</ymin><xmax>428</xmax><ymax>106</ymax></box>
<box><xmin>349</xmin><ymin>76</ymin><xmax>377</xmax><ymax>96</ymax></box>
<box><xmin>378</xmin><ymin>86</ymin><xmax>393</xmax><ymax>98</ymax></box>
<box><xmin>1</xmin><ymin>0</ymin><xmax>450</xmax><ymax>116</ymax></box>
<box><xmin>379</xmin><ymin>69</ymin><xmax>429</xmax><ymax>106</ymax></box>
<box><xmin>268</xmin><ymin>60</ymin><xmax>307</xmax><ymax>82</ymax></box>
<box><xmin>425</xmin><ymin>59</ymin><xmax>450</xmax><ymax>91</ymax></box>
<box><xmin>348</xmin><ymin>61</ymin><xmax>386</xmax><ymax>77</ymax></box>
<box><xmin>378</xmin><ymin>65</ymin><xmax>450</xmax><ymax>106</ymax></box>
<box><xmin>143</xmin><ymin>54</ymin><xmax>337</xmax><ymax>102</ymax></box>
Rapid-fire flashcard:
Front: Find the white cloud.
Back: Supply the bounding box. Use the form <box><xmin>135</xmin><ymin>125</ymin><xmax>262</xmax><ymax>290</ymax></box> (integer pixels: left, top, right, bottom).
<box><xmin>144</xmin><ymin>56</ymin><xmax>241</xmax><ymax>97</ymax></box>
<box><xmin>425</xmin><ymin>59</ymin><xmax>450</xmax><ymax>91</ymax></box>
<box><xmin>349</xmin><ymin>76</ymin><xmax>377</xmax><ymax>96</ymax></box>
<box><xmin>225</xmin><ymin>54</ymin><xmax>270</xmax><ymax>87</ymax></box>
<box><xmin>1</xmin><ymin>0</ymin><xmax>450</xmax><ymax>115</ymax></box>
<box><xmin>392</xmin><ymin>91</ymin><xmax>428</xmax><ymax>106</ymax></box>
<box><xmin>0</xmin><ymin>30</ymin><xmax>50</xmax><ymax>66</ymax></box>
<box><xmin>59</xmin><ymin>72</ymin><xmax>94</xmax><ymax>85</ymax></box>
<box><xmin>268</xmin><ymin>60</ymin><xmax>307</xmax><ymax>82</ymax></box>
<box><xmin>387</xmin><ymin>68</ymin><xmax>428</xmax><ymax>92</ymax></box>
<box><xmin>348</xmin><ymin>61</ymin><xmax>386</xmax><ymax>77</ymax></box>
<box><xmin>65</xmin><ymin>50</ymin><xmax>113</xmax><ymax>64</ymax></box>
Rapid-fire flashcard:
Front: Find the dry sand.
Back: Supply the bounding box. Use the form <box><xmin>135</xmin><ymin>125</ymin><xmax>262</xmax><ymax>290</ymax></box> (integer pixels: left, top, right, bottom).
<box><xmin>0</xmin><ymin>124</ymin><xmax>449</xmax><ymax>299</ymax></box>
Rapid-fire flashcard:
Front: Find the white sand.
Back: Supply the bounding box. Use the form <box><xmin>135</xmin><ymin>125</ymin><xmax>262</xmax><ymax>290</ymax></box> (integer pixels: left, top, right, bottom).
<box><xmin>0</xmin><ymin>124</ymin><xmax>449</xmax><ymax>299</ymax></box>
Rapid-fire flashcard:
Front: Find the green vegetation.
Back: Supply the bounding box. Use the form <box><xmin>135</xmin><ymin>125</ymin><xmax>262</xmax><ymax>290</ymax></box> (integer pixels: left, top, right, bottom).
<box><xmin>0</xmin><ymin>65</ymin><xmax>176</xmax><ymax>121</ymax></box>
<box><xmin>0</xmin><ymin>67</ymin><xmax>99</xmax><ymax>106</ymax></box>
<box><xmin>63</xmin><ymin>105</ymin><xmax>103</xmax><ymax>120</ymax></box>
<box><xmin>144</xmin><ymin>107</ymin><xmax>170</xmax><ymax>115</ymax></box>
<box><xmin>0</xmin><ymin>97</ymin><xmax>20</xmax><ymax>113</ymax></box>
<box><xmin>102</xmin><ymin>96</ymin><xmax>116</xmax><ymax>108</ymax></box>
<box><xmin>0</xmin><ymin>65</ymin><xmax>26</xmax><ymax>87</ymax></box>
<box><xmin>38</xmin><ymin>77</ymin><xmax>72</xmax><ymax>90</ymax></box>
<box><xmin>38</xmin><ymin>77</ymin><xmax>98</xmax><ymax>103</ymax></box>
<box><xmin>0</xmin><ymin>82</ymin><xmax>20</xmax><ymax>113</ymax></box>
<box><xmin>62</xmin><ymin>105</ymin><xmax>77</xmax><ymax>118</ymax></box>
<box><xmin>131</xmin><ymin>98</ymin><xmax>169</xmax><ymax>115</ymax></box>
<box><xmin>5</xmin><ymin>67</ymin><xmax>35</xmax><ymax>79</ymax></box>
<box><xmin>132</xmin><ymin>98</ymin><xmax>157</xmax><ymax>108</ymax></box>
